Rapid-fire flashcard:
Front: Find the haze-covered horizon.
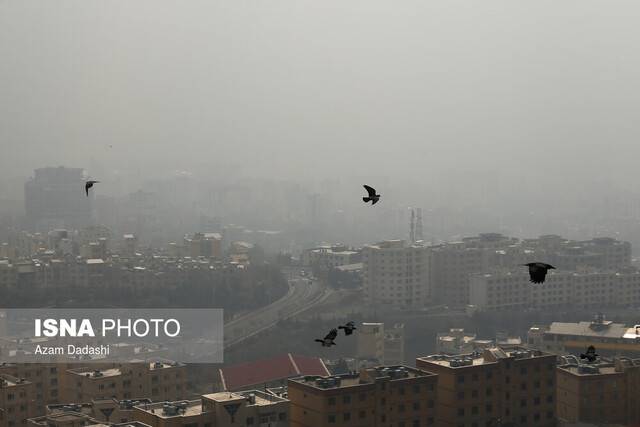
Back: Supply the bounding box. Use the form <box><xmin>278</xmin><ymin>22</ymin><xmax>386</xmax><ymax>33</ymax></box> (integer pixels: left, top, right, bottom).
<box><xmin>2</xmin><ymin>1</ymin><xmax>640</xmax><ymax>247</ymax></box>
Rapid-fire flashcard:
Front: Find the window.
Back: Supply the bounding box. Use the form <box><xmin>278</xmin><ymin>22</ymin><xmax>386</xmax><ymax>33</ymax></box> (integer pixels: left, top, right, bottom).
<box><xmin>359</xmin><ymin>393</ymin><xmax>366</xmax><ymax>401</ymax></box>
<box><xmin>534</xmin><ymin>413</ymin><xmax>540</xmax><ymax>421</ymax></box>
<box><xmin>486</xmin><ymin>388</ymin><xmax>492</xmax><ymax>396</ymax></box>
<box><xmin>472</xmin><ymin>406</ymin><xmax>478</xmax><ymax>415</ymax></box>
<box><xmin>413</xmin><ymin>385</ymin><xmax>421</xmax><ymax>394</ymax></box>
<box><xmin>428</xmin><ymin>400</ymin><xmax>434</xmax><ymax>408</ymax></box>
<box><xmin>278</xmin><ymin>413</ymin><xmax>286</xmax><ymax>421</ymax></box>
<box><xmin>534</xmin><ymin>397</ymin><xmax>541</xmax><ymax>406</ymax></box>
<box><xmin>343</xmin><ymin>395</ymin><xmax>351</xmax><ymax>404</ymax></box>
<box><xmin>328</xmin><ymin>414</ymin><xmax>336</xmax><ymax>423</ymax></box>
<box><xmin>521</xmin><ymin>415</ymin><xmax>528</xmax><ymax>423</ymax></box>
<box><xmin>414</xmin><ymin>421</ymin><xmax>421</xmax><ymax>427</ymax></box>
<box><xmin>328</xmin><ymin>397</ymin><xmax>336</xmax><ymax>406</ymax></box>
<box><xmin>359</xmin><ymin>410</ymin><xmax>366</xmax><ymax>419</ymax></box>
<box><xmin>458</xmin><ymin>408</ymin><xmax>465</xmax><ymax>417</ymax></box>
<box><xmin>399</xmin><ymin>404</ymin><xmax>406</xmax><ymax>413</ymax></box>
<box><xmin>246</xmin><ymin>419</ymin><xmax>254</xmax><ymax>426</ymax></box>
<box><xmin>520</xmin><ymin>367</ymin><xmax>527</xmax><ymax>375</ymax></box>
<box><xmin>521</xmin><ymin>399</ymin><xmax>527</xmax><ymax>407</ymax></box>
<box><xmin>458</xmin><ymin>375</ymin><xmax>465</xmax><ymax>384</ymax></box>
<box><xmin>458</xmin><ymin>391</ymin><xmax>465</xmax><ymax>399</ymax></box>
<box><xmin>486</xmin><ymin>404</ymin><xmax>493</xmax><ymax>413</ymax></box>
<box><xmin>343</xmin><ymin>412</ymin><xmax>351</xmax><ymax>421</ymax></box>
<box><xmin>472</xmin><ymin>373</ymin><xmax>479</xmax><ymax>381</ymax></box>
<box><xmin>546</xmin><ymin>395</ymin><xmax>553</xmax><ymax>403</ymax></box>
<box><xmin>472</xmin><ymin>390</ymin><xmax>478</xmax><ymax>398</ymax></box>
<box><xmin>428</xmin><ymin>418</ymin><xmax>434</xmax><ymax>425</ymax></box>
<box><xmin>413</xmin><ymin>402</ymin><xmax>420</xmax><ymax>411</ymax></box>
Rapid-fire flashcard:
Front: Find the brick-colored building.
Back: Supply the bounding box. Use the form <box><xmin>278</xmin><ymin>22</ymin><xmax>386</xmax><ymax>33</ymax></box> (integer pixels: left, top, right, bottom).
<box><xmin>556</xmin><ymin>357</ymin><xmax>640</xmax><ymax>425</ymax></box>
<box><xmin>288</xmin><ymin>365</ymin><xmax>437</xmax><ymax>427</ymax></box>
<box><xmin>417</xmin><ymin>347</ymin><xmax>557</xmax><ymax>427</ymax></box>
<box><xmin>0</xmin><ymin>374</ymin><xmax>37</xmax><ymax>427</ymax></box>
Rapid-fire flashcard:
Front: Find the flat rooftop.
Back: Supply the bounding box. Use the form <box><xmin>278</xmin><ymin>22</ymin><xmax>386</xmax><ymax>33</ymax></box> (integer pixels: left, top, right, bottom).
<box><xmin>203</xmin><ymin>390</ymin><xmax>287</xmax><ymax>407</ymax></box>
<box><xmin>135</xmin><ymin>400</ymin><xmax>202</xmax><ymax>418</ymax></box>
<box><xmin>418</xmin><ymin>347</ymin><xmax>551</xmax><ymax>368</ymax></box>
<box><xmin>291</xmin><ymin>365</ymin><xmax>433</xmax><ymax>390</ymax></box>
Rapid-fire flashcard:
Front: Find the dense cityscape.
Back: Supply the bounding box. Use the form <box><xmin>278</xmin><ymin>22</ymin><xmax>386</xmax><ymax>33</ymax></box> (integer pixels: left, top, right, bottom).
<box><xmin>4</xmin><ymin>2</ymin><xmax>640</xmax><ymax>426</ymax></box>
<box><xmin>0</xmin><ymin>167</ymin><xmax>638</xmax><ymax>427</ymax></box>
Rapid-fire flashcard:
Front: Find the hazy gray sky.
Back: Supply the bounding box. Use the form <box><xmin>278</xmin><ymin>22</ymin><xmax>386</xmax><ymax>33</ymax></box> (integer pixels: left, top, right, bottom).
<box><xmin>2</xmin><ymin>1</ymin><xmax>640</xmax><ymax>195</ymax></box>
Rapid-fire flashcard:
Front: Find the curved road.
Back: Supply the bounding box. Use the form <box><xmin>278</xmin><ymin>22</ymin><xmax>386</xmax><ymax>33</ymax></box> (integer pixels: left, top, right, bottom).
<box><xmin>223</xmin><ymin>268</ymin><xmax>332</xmax><ymax>349</ymax></box>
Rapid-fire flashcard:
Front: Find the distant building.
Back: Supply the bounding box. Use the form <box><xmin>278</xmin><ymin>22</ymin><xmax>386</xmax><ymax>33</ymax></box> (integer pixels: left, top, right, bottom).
<box><xmin>357</xmin><ymin>323</ymin><xmax>385</xmax><ymax>364</ymax></box>
<box><xmin>417</xmin><ymin>347</ymin><xmax>557</xmax><ymax>427</ymax></box>
<box><xmin>362</xmin><ymin>240</ymin><xmax>430</xmax><ymax>309</ymax></box>
<box><xmin>302</xmin><ymin>244</ymin><xmax>361</xmax><ymax>269</ymax></box>
<box><xmin>556</xmin><ymin>357</ymin><xmax>640</xmax><ymax>425</ymax></box>
<box><xmin>384</xmin><ymin>323</ymin><xmax>406</xmax><ymax>365</ymax></box>
<box><xmin>184</xmin><ymin>232</ymin><xmax>222</xmax><ymax>259</ymax></box>
<box><xmin>25</xmin><ymin>167</ymin><xmax>92</xmax><ymax>232</ymax></box>
<box><xmin>218</xmin><ymin>353</ymin><xmax>330</xmax><ymax>391</ymax></box>
<box><xmin>528</xmin><ymin>314</ymin><xmax>640</xmax><ymax>357</ymax></box>
<box><xmin>133</xmin><ymin>390</ymin><xmax>289</xmax><ymax>427</ymax></box>
<box><xmin>470</xmin><ymin>269</ymin><xmax>640</xmax><ymax>311</ymax></box>
<box><xmin>287</xmin><ymin>365</ymin><xmax>437</xmax><ymax>427</ymax></box>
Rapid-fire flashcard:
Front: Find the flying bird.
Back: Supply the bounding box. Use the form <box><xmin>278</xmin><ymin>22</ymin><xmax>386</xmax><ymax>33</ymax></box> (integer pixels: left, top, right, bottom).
<box><xmin>363</xmin><ymin>185</ymin><xmax>380</xmax><ymax>205</ymax></box>
<box><xmin>85</xmin><ymin>180</ymin><xmax>99</xmax><ymax>197</ymax></box>
<box><xmin>523</xmin><ymin>262</ymin><xmax>555</xmax><ymax>284</ymax></box>
<box><xmin>338</xmin><ymin>321</ymin><xmax>357</xmax><ymax>336</ymax></box>
<box><xmin>580</xmin><ymin>345</ymin><xmax>598</xmax><ymax>363</ymax></box>
<box><xmin>315</xmin><ymin>329</ymin><xmax>338</xmax><ymax>347</ymax></box>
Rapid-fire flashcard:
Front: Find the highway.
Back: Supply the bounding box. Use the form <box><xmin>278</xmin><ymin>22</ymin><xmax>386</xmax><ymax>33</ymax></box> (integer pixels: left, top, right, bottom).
<box><xmin>223</xmin><ymin>268</ymin><xmax>332</xmax><ymax>349</ymax></box>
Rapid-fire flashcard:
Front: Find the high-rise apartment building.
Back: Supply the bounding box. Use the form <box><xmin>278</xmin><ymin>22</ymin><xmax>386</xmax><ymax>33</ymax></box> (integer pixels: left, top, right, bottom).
<box><xmin>416</xmin><ymin>347</ymin><xmax>557</xmax><ymax>427</ymax></box>
<box><xmin>362</xmin><ymin>240</ymin><xmax>430</xmax><ymax>309</ymax></box>
<box><xmin>288</xmin><ymin>366</ymin><xmax>437</xmax><ymax>427</ymax></box>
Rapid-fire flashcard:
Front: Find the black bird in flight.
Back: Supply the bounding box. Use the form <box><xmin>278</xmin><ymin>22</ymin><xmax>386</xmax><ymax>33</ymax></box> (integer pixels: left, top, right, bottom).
<box><xmin>338</xmin><ymin>321</ymin><xmax>357</xmax><ymax>336</ymax></box>
<box><xmin>580</xmin><ymin>345</ymin><xmax>598</xmax><ymax>363</ymax></box>
<box><xmin>523</xmin><ymin>262</ymin><xmax>555</xmax><ymax>284</ymax></box>
<box><xmin>363</xmin><ymin>185</ymin><xmax>380</xmax><ymax>205</ymax></box>
<box><xmin>315</xmin><ymin>328</ymin><xmax>338</xmax><ymax>347</ymax></box>
<box><xmin>85</xmin><ymin>180</ymin><xmax>99</xmax><ymax>197</ymax></box>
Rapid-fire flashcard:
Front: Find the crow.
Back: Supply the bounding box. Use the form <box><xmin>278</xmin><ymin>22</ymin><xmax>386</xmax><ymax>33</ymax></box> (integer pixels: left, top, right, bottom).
<box><xmin>523</xmin><ymin>262</ymin><xmax>555</xmax><ymax>284</ymax></box>
<box><xmin>580</xmin><ymin>345</ymin><xmax>598</xmax><ymax>363</ymax></box>
<box><xmin>85</xmin><ymin>180</ymin><xmax>99</xmax><ymax>197</ymax></box>
<box><xmin>84</xmin><ymin>181</ymin><xmax>100</xmax><ymax>197</ymax></box>
<box><xmin>338</xmin><ymin>321</ymin><xmax>357</xmax><ymax>336</ymax></box>
<box><xmin>363</xmin><ymin>185</ymin><xmax>380</xmax><ymax>205</ymax></box>
<box><xmin>315</xmin><ymin>329</ymin><xmax>338</xmax><ymax>347</ymax></box>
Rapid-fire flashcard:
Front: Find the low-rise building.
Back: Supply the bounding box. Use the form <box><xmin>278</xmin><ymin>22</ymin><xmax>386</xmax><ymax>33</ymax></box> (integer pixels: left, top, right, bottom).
<box><xmin>528</xmin><ymin>314</ymin><xmax>640</xmax><ymax>357</ymax></box>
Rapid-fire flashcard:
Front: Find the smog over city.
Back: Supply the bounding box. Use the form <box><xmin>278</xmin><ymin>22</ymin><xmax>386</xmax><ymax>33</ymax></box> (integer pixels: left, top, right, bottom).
<box><xmin>1</xmin><ymin>2</ymin><xmax>640</xmax><ymax>427</ymax></box>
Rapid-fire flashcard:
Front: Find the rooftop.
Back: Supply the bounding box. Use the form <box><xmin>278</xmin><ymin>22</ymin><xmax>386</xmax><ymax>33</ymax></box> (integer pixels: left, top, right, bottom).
<box><xmin>418</xmin><ymin>347</ymin><xmax>551</xmax><ymax>368</ymax></box>
<box><xmin>290</xmin><ymin>365</ymin><xmax>433</xmax><ymax>390</ymax></box>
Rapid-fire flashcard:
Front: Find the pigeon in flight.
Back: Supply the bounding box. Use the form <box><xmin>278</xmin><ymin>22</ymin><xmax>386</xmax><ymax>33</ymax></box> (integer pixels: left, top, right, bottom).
<box><xmin>580</xmin><ymin>345</ymin><xmax>598</xmax><ymax>363</ymax></box>
<box><xmin>338</xmin><ymin>321</ymin><xmax>357</xmax><ymax>336</ymax></box>
<box><xmin>363</xmin><ymin>185</ymin><xmax>380</xmax><ymax>205</ymax></box>
<box><xmin>523</xmin><ymin>262</ymin><xmax>555</xmax><ymax>284</ymax></box>
<box><xmin>315</xmin><ymin>328</ymin><xmax>338</xmax><ymax>347</ymax></box>
<box><xmin>85</xmin><ymin>180</ymin><xmax>99</xmax><ymax>197</ymax></box>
